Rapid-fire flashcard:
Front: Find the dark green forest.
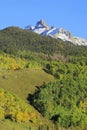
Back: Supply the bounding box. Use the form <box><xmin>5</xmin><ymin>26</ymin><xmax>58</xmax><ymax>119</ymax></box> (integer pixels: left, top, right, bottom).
<box><xmin>0</xmin><ymin>26</ymin><xmax>87</xmax><ymax>58</ymax></box>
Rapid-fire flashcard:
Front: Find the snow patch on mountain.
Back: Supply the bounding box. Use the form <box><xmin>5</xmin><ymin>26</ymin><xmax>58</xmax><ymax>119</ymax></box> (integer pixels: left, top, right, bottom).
<box><xmin>25</xmin><ymin>19</ymin><xmax>87</xmax><ymax>46</ymax></box>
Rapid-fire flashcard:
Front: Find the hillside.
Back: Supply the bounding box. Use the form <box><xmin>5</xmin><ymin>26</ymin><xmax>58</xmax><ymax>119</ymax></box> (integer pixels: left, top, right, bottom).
<box><xmin>31</xmin><ymin>61</ymin><xmax>87</xmax><ymax>128</ymax></box>
<box><xmin>0</xmin><ymin>26</ymin><xmax>87</xmax><ymax>59</ymax></box>
<box><xmin>0</xmin><ymin>26</ymin><xmax>62</xmax><ymax>54</ymax></box>
<box><xmin>0</xmin><ymin>26</ymin><xmax>87</xmax><ymax>130</ymax></box>
<box><xmin>0</xmin><ymin>52</ymin><xmax>56</xmax><ymax>129</ymax></box>
<box><xmin>0</xmin><ymin>68</ymin><xmax>55</xmax><ymax>101</ymax></box>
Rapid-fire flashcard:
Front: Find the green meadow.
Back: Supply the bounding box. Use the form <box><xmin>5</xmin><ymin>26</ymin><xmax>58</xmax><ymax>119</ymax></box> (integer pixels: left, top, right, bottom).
<box><xmin>0</xmin><ymin>68</ymin><xmax>55</xmax><ymax>101</ymax></box>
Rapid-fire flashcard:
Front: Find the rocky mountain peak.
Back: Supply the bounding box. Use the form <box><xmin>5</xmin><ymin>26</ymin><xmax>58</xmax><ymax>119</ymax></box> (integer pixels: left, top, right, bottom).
<box><xmin>25</xmin><ymin>20</ymin><xmax>87</xmax><ymax>46</ymax></box>
<box><xmin>58</xmin><ymin>28</ymin><xmax>72</xmax><ymax>38</ymax></box>
<box><xmin>35</xmin><ymin>19</ymin><xmax>49</xmax><ymax>29</ymax></box>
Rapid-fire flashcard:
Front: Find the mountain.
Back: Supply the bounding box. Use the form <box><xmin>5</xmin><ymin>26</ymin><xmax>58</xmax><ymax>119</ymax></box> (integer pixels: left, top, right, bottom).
<box><xmin>26</xmin><ymin>19</ymin><xmax>87</xmax><ymax>46</ymax></box>
<box><xmin>0</xmin><ymin>26</ymin><xmax>87</xmax><ymax>59</ymax></box>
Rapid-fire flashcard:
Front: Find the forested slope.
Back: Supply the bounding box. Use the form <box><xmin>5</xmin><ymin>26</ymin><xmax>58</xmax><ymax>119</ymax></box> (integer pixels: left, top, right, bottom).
<box><xmin>0</xmin><ymin>26</ymin><xmax>87</xmax><ymax>130</ymax></box>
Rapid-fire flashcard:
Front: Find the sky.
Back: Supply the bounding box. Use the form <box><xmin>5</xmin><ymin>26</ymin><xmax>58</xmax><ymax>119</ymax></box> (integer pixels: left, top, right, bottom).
<box><xmin>0</xmin><ymin>0</ymin><xmax>87</xmax><ymax>39</ymax></box>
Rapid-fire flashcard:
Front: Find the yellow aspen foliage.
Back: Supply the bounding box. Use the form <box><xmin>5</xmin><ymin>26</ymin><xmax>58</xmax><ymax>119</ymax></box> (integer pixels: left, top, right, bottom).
<box><xmin>0</xmin><ymin>91</ymin><xmax>6</xmax><ymax>107</ymax></box>
<box><xmin>0</xmin><ymin>108</ymin><xmax>4</xmax><ymax>120</ymax></box>
<box><xmin>0</xmin><ymin>89</ymin><xmax>38</xmax><ymax>123</ymax></box>
<box><xmin>30</xmin><ymin>112</ymin><xmax>36</xmax><ymax>118</ymax></box>
<box><xmin>10</xmin><ymin>63</ymin><xmax>20</xmax><ymax>70</ymax></box>
<box><xmin>80</xmin><ymin>101</ymin><xmax>87</xmax><ymax>113</ymax></box>
<box><xmin>15</xmin><ymin>112</ymin><xmax>23</xmax><ymax>122</ymax></box>
<box><xmin>22</xmin><ymin>112</ymin><xmax>31</xmax><ymax>122</ymax></box>
<box><xmin>29</xmin><ymin>112</ymin><xmax>37</xmax><ymax>123</ymax></box>
<box><xmin>16</xmin><ymin>112</ymin><xmax>31</xmax><ymax>123</ymax></box>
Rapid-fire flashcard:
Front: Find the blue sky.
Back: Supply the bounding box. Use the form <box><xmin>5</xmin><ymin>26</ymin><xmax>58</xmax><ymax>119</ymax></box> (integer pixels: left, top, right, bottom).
<box><xmin>0</xmin><ymin>0</ymin><xmax>87</xmax><ymax>39</ymax></box>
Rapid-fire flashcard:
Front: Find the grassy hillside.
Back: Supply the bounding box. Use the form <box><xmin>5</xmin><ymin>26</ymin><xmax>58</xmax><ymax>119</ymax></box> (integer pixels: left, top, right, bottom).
<box><xmin>0</xmin><ymin>120</ymin><xmax>32</xmax><ymax>130</ymax></box>
<box><xmin>0</xmin><ymin>68</ymin><xmax>55</xmax><ymax>130</ymax></box>
<box><xmin>0</xmin><ymin>69</ymin><xmax>55</xmax><ymax>101</ymax></box>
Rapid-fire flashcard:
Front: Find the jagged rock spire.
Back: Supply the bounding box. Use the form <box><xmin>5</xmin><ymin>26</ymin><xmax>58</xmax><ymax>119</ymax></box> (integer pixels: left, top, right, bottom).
<box><xmin>36</xmin><ymin>19</ymin><xmax>49</xmax><ymax>29</ymax></box>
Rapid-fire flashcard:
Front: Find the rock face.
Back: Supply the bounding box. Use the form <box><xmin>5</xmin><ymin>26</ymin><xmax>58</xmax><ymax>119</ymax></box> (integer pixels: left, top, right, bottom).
<box><xmin>25</xmin><ymin>19</ymin><xmax>87</xmax><ymax>46</ymax></box>
<box><xmin>35</xmin><ymin>19</ymin><xmax>49</xmax><ymax>29</ymax></box>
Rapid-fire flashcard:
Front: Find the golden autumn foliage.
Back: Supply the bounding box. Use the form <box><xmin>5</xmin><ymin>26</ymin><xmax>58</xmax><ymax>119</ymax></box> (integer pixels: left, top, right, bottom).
<box><xmin>0</xmin><ymin>89</ymin><xmax>37</xmax><ymax>123</ymax></box>
<box><xmin>0</xmin><ymin>53</ymin><xmax>42</xmax><ymax>70</ymax></box>
<box><xmin>16</xmin><ymin>111</ymin><xmax>31</xmax><ymax>122</ymax></box>
<box><xmin>80</xmin><ymin>100</ymin><xmax>87</xmax><ymax>113</ymax></box>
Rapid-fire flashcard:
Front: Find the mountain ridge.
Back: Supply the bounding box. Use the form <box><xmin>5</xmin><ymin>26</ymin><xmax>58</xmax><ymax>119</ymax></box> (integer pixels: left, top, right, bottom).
<box><xmin>25</xmin><ymin>19</ymin><xmax>87</xmax><ymax>46</ymax></box>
